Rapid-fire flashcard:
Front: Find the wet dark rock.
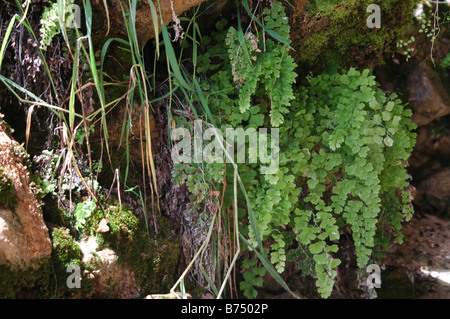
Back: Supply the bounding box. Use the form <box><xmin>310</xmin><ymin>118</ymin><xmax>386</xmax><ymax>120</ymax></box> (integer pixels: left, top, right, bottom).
<box><xmin>407</xmin><ymin>61</ymin><xmax>450</xmax><ymax>127</ymax></box>
<box><xmin>414</xmin><ymin>168</ymin><xmax>450</xmax><ymax>216</ymax></box>
<box><xmin>377</xmin><ymin>266</ymin><xmax>415</xmax><ymax>299</ymax></box>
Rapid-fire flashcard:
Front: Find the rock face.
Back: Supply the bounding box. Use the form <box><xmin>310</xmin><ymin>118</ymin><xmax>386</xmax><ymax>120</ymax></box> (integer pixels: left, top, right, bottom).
<box><xmin>92</xmin><ymin>0</ymin><xmax>217</xmax><ymax>49</ymax></box>
<box><xmin>407</xmin><ymin>61</ymin><xmax>450</xmax><ymax>127</ymax></box>
<box><xmin>383</xmin><ymin>213</ymin><xmax>450</xmax><ymax>299</ymax></box>
<box><xmin>0</xmin><ymin>124</ymin><xmax>52</xmax><ymax>269</ymax></box>
<box><xmin>378</xmin><ymin>266</ymin><xmax>415</xmax><ymax>299</ymax></box>
<box><xmin>408</xmin><ymin>123</ymin><xmax>450</xmax><ymax>180</ymax></box>
<box><xmin>78</xmin><ymin>236</ymin><xmax>140</xmax><ymax>298</ymax></box>
<box><xmin>415</xmin><ymin>168</ymin><xmax>450</xmax><ymax>216</ymax></box>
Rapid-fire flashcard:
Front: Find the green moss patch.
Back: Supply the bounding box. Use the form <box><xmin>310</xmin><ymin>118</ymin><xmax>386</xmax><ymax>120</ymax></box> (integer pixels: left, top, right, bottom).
<box><xmin>0</xmin><ymin>166</ymin><xmax>17</xmax><ymax>208</ymax></box>
<box><xmin>288</xmin><ymin>0</ymin><xmax>418</xmax><ymax>74</ymax></box>
<box><xmin>0</xmin><ymin>260</ymin><xmax>53</xmax><ymax>298</ymax></box>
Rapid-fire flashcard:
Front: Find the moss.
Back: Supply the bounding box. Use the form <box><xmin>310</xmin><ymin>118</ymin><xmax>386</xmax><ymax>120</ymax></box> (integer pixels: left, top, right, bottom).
<box><xmin>77</xmin><ymin>204</ymin><xmax>180</xmax><ymax>296</ymax></box>
<box><xmin>0</xmin><ymin>203</ymin><xmax>179</xmax><ymax>298</ymax></box>
<box><xmin>96</xmin><ymin>207</ymin><xmax>180</xmax><ymax>295</ymax></box>
<box><xmin>287</xmin><ymin>0</ymin><xmax>418</xmax><ymax>75</ymax></box>
<box><xmin>125</xmin><ymin>217</ymin><xmax>179</xmax><ymax>295</ymax></box>
<box><xmin>51</xmin><ymin>227</ymin><xmax>82</xmax><ymax>269</ymax></box>
<box><xmin>143</xmin><ymin>234</ymin><xmax>180</xmax><ymax>294</ymax></box>
<box><xmin>0</xmin><ymin>259</ymin><xmax>53</xmax><ymax>298</ymax></box>
<box><xmin>0</xmin><ymin>114</ymin><xmax>14</xmax><ymax>135</ymax></box>
<box><xmin>12</xmin><ymin>142</ymin><xmax>32</xmax><ymax>167</ymax></box>
<box><xmin>0</xmin><ymin>166</ymin><xmax>17</xmax><ymax>208</ymax></box>
<box><xmin>50</xmin><ymin>226</ymin><xmax>96</xmax><ymax>298</ymax></box>
<box><xmin>76</xmin><ymin>204</ymin><xmax>138</xmax><ymax>239</ymax></box>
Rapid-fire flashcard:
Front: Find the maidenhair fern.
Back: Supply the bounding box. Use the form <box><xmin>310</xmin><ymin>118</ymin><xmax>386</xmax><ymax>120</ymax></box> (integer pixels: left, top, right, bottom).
<box><xmin>239</xmin><ymin>67</ymin><xmax>416</xmax><ymax>298</ymax></box>
<box><xmin>172</xmin><ymin>0</ymin><xmax>417</xmax><ymax>299</ymax></box>
<box><xmin>225</xmin><ymin>1</ymin><xmax>296</xmax><ymax>127</ymax></box>
<box><xmin>288</xmin><ymin>68</ymin><xmax>416</xmax><ymax>296</ymax></box>
<box><xmin>39</xmin><ymin>0</ymin><xmax>75</xmax><ymax>51</ymax></box>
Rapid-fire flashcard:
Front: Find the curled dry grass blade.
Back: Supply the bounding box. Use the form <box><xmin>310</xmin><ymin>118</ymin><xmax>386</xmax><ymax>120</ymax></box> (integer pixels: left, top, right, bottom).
<box><xmin>25</xmin><ymin>104</ymin><xmax>35</xmax><ymax>150</ymax></box>
<box><xmin>126</xmin><ymin>0</ymin><xmax>160</xmax><ymax>206</ymax></box>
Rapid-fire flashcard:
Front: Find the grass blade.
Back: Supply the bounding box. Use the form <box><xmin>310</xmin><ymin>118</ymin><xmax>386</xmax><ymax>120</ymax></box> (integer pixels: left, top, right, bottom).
<box><xmin>147</xmin><ymin>0</ymin><xmax>160</xmax><ymax>58</ymax></box>
<box><xmin>84</xmin><ymin>0</ymin><xmax>111</xmax><ymax>162</ymax></box>
<box><xmin>0</xmin><ymin>14</ymin><xmax>18</xmax><ymax>71</ymax></box>
<box><xmin>161</xmin><ymin>24</ymin><xmax>191</xmax><ymax>90</ymax></box>
<box><xmin>25</xmin><ymin>104</ymin><xmax>35</xmax><ymax>150</ymax></box>
<box><xmin>241</xmin><ymin>0</ymin><xmax>294</xmax><ymax>51</ymax></box>
<box><xmin>240</xmin><ymin>234</ymin><xmax>300</xmax><ymax>298</ymax></box>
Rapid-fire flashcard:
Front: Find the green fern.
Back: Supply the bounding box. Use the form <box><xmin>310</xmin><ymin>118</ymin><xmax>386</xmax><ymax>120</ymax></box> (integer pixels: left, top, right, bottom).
<box><xmin>441</xmin><ymin>53</ymin><xmax>450</xmax><ymax>68</ymax></box>
<box><xmin>172</xmin><ymin>1</ymin><xmax>416</xmax><ymax>299</ymax></box>
<box><xmin>39</xmin><ymin>0</ymin><xmax>75</xmax><ymax>51</ymax></box>
<box><xmin>225</xmin><ymin>1</ymin><xmax>296</xmax><ymax>127</ymax></box>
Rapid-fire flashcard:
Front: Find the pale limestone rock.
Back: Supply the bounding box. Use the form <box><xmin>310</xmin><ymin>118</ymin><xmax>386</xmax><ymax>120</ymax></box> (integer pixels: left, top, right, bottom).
<box><xmin>0</xmin><ymin>124</ymin><xmax>51</xmax><ymax>269</ymax></box>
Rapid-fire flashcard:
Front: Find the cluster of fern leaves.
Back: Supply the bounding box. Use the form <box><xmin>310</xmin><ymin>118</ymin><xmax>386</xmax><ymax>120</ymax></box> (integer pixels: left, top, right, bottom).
<box><xmin>172</xmin><ymin>1</ymin><xmax>416</xmax><ymax>298</ymax></box>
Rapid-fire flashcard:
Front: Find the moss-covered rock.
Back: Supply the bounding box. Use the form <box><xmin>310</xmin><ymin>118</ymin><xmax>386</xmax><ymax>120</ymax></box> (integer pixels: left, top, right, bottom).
<box><xmin>286</xmin><ymin>0</ymin><xmax>418</xmax><ymax>75</ymax></box>
<box><xmin>51</xmin><ymin>227</ymin><xmax>82</xmax><ymax>270</ymax></box>
<box><xmin>0</xmin><ymin>259</ymin><xmax>53</xmax><ymax>298</ymax></box>
<box><xmin>69</xmin><ymin>204</ymin><xmax>180</xmax><ymax>297</ymax></box>
<box><xmin>1</xmin><ymin>202</ymin><xmax>180</xmax><ymax>298</ymax></box>
<box><xmin>378</xmin><ymin>266</ymin><xmax>415</xmax><ymax>299</ymax></box>
<box><xmin>93</xmin><ymin>207</ymin><xmax>180</xmax><ymax>295</ymax></box>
